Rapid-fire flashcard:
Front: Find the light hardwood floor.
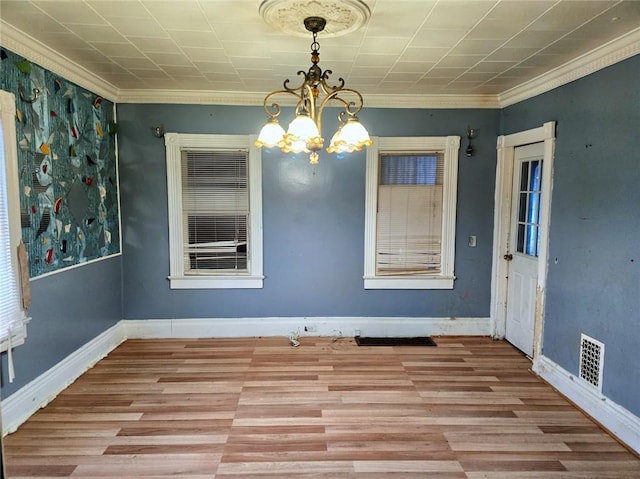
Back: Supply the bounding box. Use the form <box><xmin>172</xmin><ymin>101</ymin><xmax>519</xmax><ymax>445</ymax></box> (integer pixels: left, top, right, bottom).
<box><xmin>4</xmin><ymin>336</ymin><xmax>640</xmax><ymax>478</ymax></box>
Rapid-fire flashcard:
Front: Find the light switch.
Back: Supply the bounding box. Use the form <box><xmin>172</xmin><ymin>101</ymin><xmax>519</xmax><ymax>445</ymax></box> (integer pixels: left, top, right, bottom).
<box><xmin>468</xmin><ymin>235</ymin><xmax>477</xmax><ymax>247</ymax></box>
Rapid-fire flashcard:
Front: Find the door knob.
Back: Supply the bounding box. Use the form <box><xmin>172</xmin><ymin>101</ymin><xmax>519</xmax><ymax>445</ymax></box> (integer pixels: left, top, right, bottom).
<box><xmin>503</xmin><ymin>253</ymin><xmax>513</xmax><ymax>261</ymax></box>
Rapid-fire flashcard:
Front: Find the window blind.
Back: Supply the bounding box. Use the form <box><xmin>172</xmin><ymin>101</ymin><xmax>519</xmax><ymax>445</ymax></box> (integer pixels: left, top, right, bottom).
<box><xmin>376</xmin><ymin>153</ymin><xmax>444</xmax><ymax>275</ymax></box>
<box><xmin>181</xmin><ymin>149</ymin><xmax>249</xmax><ymax>273</ymax></box>
<box><xmin>0</xmin><ymin>110</ymin><xmax>28</xmax><ymax>382</ymax></box>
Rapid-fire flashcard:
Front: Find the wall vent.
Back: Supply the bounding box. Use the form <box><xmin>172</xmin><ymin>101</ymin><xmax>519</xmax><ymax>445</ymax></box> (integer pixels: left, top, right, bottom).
<box><xmin>579</xmin><ymin>334</ymin><xmax>605</xmax><ymax>391</ymax></box>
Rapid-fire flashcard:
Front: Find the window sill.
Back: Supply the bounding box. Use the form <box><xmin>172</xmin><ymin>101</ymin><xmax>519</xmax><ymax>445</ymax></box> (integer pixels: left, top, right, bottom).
<box><xmin>364</xmin><ymin>275</ymin><xmax>455</xmax><ymax>290</ymax></box>
<box><xmin>168</xmin><ymin>275</ymin><xmax>264</xmax><ymax>289</ymax></box>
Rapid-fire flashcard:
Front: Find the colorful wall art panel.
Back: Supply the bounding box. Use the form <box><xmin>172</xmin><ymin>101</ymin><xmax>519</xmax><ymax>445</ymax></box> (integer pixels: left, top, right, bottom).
<box><xmin>0</xmin><ymin>48</ymin><xmax>120</xmax><ymax>278</ymax></box>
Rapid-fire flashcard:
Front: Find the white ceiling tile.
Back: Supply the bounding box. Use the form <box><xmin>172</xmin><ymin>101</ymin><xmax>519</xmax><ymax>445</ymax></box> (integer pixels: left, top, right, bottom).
<box><xmin>128</xmin><ymin>68</ymin><xmax>170</xmax><ymax>79</ymax></box>
<box><xmin>127</xmin><ymin>37</ymin><xmax>182</xmax><ymax>54</ymax></box>
<box><xmin>390</xmin><ymin>62</ymin><xmax>435</xmax><ymax>74</ymax></box>
<box><xmin>353</xmin><ymin>54</ymin><xmax>398</xmax><ymax>68</ymax></box>
<box><xmin>182</xmin><ymin>48</ymin><xmax>228</xmax><ymax>63</ymax></box>
<box><xmin>222</xmin><ymin>41</ymin><xmax>270</xmax><ymax>58</ymax></box>
<box><xmin>357</xmin><ymin>37</ymin><xmax>410</xmax><ymax>55</ymax></box>
<box><xmin>144</xmin><ymin>77</ymin><xmax>183</xmax><ymax>88</ymax></box>
<box><xmin>203</xmin><ymin>72</ymin><xmax>243</xmax><ymax>82</ymax></box>
<box><xmin>503</xmin><ymin>30</ymin><xmax>567</xmax><ymax>49</ymax></box>
<box><xmin>436</xmin><ymin>55</ymin><xmax>484</xmax><ymax>68</ymax></box>
<box><xmin>27</xmin><ymin>31</ymin><xmax>85</xmax><ymax>51</ymax></box>
<box><xmin>469</xmin><ymin>61</ymin><xmax>518</xmax><ymax>73</ymax></box>
<box><xmin>366</xmin><ymin>1</ymin><xmax>435</xmax><ymax>37</ymax></box>
<box><xmin>422</xmin><ymin>0</ymin><xmax>498</xmax><ymax>29</ymax></box>
<box><xmin>0</xmin><ymin>11</ymin><xmax>69</xmax><ymax>34</ymax></box>
<box><xmin>32</xmin><ymin>0</ymin><xmax>108</xmax><ymax>25</ymax></box>
<box><xmin>384</xmin><ymin>72</ymin><xmax>425</xmax><ymax>82</ymax></box>
<box><xmin>416</xmin><ymin>77</ymin><xmax>454</xmax><ymax>86</ymax></box>
<box><xmin>465</xmin><ymin>19</ymin><xmax>523</xmax><ymax>40</ymax></box>
<box><xmin>192</xmin><ymin>61</ymin><xmax>237</xmax><ymax>74</ymax></box>
<box><xmin>351</xmin><ymin>66</ymin><xmax>393</xmax><ymax>77</ymax></box>
<box><xmin>234</xmin><ymin>69</ymin><xmax>273</xmax><ymax>80</ymax></box>
<box><xmin>427</xmin><ymin>67</ymin><xmax>467</xmax><ymax>78</ymax></box>
<box><xmin>448</xmin><ymin>39</ymin><xmax>505</xmax><ymax>56</ymax></box>
<box><xmin>485</xmin><ymin>48</ymin><xmax>540</xmax><ymax>62</ymax></box>
<box><xmin>65</xmin><ymin>24</ymin><xmax>128</xmax><ymax>44</ymax></box>
<box><xmin>539</xmin><ymin>1</ymin><xmax>621</xmax><ymax>31</ymax></box>
<box><xmin>146</xmin><ymin>52</ymin><xmax>195</xmax><ymax>66</ymax></box>
<box><xmin>112</xmin><ymin>57</ymin><xmax>158</xmax><ymax>70</ymax></box>
<box><xmin>80</xmin><ymin>62</ymin><xmax>130</xmax><ymax>75</ymax></box>
<box><xmin>199</xmin><ymin>1</ymin><xmax>260</xmax><ymax>24</ymax></box>
<box><xmin>398</xmin><ymin>47</ymin><xmax>449</xmax><ymax>63</ymax></box>
<box><xmin>484</xmin><ymin>1</ymin><xmax>556</xmax><ymax>26</ymax></box>
<box><xmin>106</xmin><ymin>16</ymin><xmax>168</xmax><ymax>37</ymax></box>
<box><xmin>141</xmin><ymin>1</ymin><xmax>212</xmax><ymax>31</ymax></box>
<box><xmin>90</xmin><ymin>42</ymin><xmax>146</xmax><ymax>58</ymax></box>
<box><xmin>410</xmin><ymin>29</ymin><xmax>468</xmax><ymax>48</ymax></box>
<box><xmin>228</xmin><ymin>56</ymin><xmax>274</xmax><ymax>70</ymax></box>
<box><xmin>163</xmin><ymin>65</ymin><xmax>202</xmax><ymax>77</ymax></box>
<box><xmin>456</xmin><ymin>71</ymin><xmax>499</xmax><ymax>82</ymax></box>
<box><xmin>63</xmin><ymin>49</ymin><xmax>111</xmax><ymax>65</ymax></box>
<box><xmin>86</xmin><ymin>0</ymin><xmax>151</xmax><ymax>18</ymax></box>
<box><xmin>168</xmin><ymin>31</ymin><xmax>222</xmax><ymax>49</ymax></box>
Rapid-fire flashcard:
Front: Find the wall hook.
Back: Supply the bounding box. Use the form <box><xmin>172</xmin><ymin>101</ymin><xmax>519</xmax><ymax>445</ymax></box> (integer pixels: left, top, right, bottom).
<box><xmin>19</xmin><ymin>85</ymin><xmax>40</xmax><ymax>103</ymax></box>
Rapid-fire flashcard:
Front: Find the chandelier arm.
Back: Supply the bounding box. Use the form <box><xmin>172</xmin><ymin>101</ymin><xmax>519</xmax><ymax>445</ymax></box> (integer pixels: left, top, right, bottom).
<box><xmin>316</xmin><ymin>87</ymin><xmax>364</xmax><ymax>130</ymax></box>
<box><xmin>319</xmin><ymin>70</ymin><xmax>346</xmax><ymax>93</ymax></box>
<box><xmin>262</xmin><ymin>88</ymin><xmax>305</xmax><ymax>118</ymax></box>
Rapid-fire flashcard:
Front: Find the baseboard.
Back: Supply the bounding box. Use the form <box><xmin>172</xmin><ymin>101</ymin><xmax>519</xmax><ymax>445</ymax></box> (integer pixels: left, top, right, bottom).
<box><xmin>533</xmin><ymin>354</ymin><xmax>640</xmax><ymax>455</ymax></box>
<box><xmin>123</xmin><ymin>316</ymin><xmax>491</xmax><ymax>339</ymax></box>
<box><xmin>1</xmin><ymin>322</ymin><xmax>126</xmax><ymax>435</ymax></box>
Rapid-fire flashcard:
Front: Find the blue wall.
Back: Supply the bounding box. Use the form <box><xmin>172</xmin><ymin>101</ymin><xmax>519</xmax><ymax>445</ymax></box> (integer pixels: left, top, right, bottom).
<box><xmin>117</xmin><ymin>104</ymin><xmax>500</xmax><ymax>320</ymax></box>
<box><xmin>501</xmin><ymin>54</ymin><xmax>640</xmax><ymax>416</ymax></box>
<box><xmin>1</xmin><ymin>257</ymin><xmax>122</xmax><ymax>397</ymax></box>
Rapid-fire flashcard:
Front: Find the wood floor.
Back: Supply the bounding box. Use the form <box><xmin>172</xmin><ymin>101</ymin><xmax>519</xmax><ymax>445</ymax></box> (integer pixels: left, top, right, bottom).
<box><xmin>4</xmin><ymin>336</ymin><xmax>640</xmax><ymax>478</ymax></box>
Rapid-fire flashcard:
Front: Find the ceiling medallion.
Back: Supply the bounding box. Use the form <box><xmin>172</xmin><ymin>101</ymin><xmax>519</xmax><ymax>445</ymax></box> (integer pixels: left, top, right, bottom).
<box><xmin>259</xmin><ymin>0</ymin><xmax>371</xmax><ymax>38</ymax></box>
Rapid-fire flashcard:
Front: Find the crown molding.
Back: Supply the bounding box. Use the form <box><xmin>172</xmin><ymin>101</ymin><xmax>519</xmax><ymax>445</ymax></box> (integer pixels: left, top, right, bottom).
<box><xmin>116</xmin><ymin>89</ymin><xmax>501</xmax><ymax>109</ymax></box>
<box><xmin>499</xmin><ymin>26</ymin><xmax>640</xmax><ymax>108</ymax></box>
<box><xmin>0</xmin><ymin>21</ymin><xmax>119</xmax><ymax>101</ymax></box>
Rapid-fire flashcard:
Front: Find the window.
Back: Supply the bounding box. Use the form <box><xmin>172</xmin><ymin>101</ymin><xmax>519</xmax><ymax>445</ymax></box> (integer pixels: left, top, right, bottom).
<box><xmin>364</xmin><ymin>136</ymin><xmax>460</xmax><ymax>289</ymax></box>
<box><xmin>515</xmin><ymin>157</ymin><xmax>543</xmax><ymax>257</ymax></box>
<box><xmin>165</xmin><ymin>134</ymin><xmax>263</xmax><ymax>289</ymax></box>
<box><xmin>1</xmin><ymin>90</ymin><xmax>29</xmax><ymax>381</ymax></box>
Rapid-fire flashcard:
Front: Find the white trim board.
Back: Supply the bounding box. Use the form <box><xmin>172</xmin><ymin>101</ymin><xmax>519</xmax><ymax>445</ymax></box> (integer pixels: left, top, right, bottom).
<box><xmin>123</xmin><ymin>316</ymin><xmax>490</xmax><ymax>339</ymax></box>
<box><xmin>533</xmin><ymin>355</ymin><xmax>640</xmax><ymax>455</ymax></box>
<box><xmin>1</xmin><ymin>322</ymin><xmax>126</xmax><ymax>435</ymax></box>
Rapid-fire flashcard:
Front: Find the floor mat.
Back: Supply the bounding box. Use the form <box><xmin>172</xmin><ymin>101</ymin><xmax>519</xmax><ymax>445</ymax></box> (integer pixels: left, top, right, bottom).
<box><xmin>355</xmin><ymin>336</ymin><xmax>437</xmax><ymax>346</ymax></box>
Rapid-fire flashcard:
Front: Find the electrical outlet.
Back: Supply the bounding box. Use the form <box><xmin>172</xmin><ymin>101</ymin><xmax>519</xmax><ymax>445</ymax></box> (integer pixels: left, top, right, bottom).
<box><xmin>468</xmin><ymin>235</ymin><xmax>477</xmax><ymax>247</ymax></box>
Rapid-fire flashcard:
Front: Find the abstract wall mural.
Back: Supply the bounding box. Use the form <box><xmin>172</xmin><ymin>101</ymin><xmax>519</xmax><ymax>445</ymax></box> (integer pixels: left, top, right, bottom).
<box><xmin>0</xmin><ymin>48</ymin><xmax>120</xmax><ymax>278</ymax></box>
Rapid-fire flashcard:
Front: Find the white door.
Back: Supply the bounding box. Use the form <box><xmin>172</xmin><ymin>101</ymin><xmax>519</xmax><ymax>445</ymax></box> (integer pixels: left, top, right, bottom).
<box><xmin>505</xmin><ymin>143</ymin><xmax>544</xmax><ymax>357</ymax></box>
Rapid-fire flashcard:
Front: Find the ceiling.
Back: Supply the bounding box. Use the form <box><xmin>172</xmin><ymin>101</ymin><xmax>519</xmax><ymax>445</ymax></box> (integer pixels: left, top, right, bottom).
<box><xmin>1</xmin><ymin>0</ymin><xmax>639</xmax><ymax>106</ymax></box>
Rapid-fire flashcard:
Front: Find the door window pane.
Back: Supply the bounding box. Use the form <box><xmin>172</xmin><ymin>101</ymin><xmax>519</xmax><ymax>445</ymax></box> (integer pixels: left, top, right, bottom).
<box><xmin>516</xmin><ymin>158</ymin><xmax>543</xmax><ymax>257</ymax></box>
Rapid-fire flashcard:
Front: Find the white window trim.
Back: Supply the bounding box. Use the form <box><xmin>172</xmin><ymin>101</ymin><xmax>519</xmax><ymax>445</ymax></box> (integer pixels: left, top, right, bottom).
<box><xmin>165</xmin><ymin>133</ymin><xmax>263</xmax><ymax>289</ymax></box>
<box><xmin>364</xmin><ymin>136</ymin><xmax>460</xmax><ymax>289</ymax></box>
<box><xmin>1</xmin><ymin>90</ymin><xmax>30</xmax><ymax>380</ymax></box>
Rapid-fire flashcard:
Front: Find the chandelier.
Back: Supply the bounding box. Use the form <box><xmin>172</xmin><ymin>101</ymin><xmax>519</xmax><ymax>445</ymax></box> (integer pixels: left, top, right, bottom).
<box><xmin>255</xmin><ymin>16</ymin><xmax>372</xmax><ymax>165</ymax></box>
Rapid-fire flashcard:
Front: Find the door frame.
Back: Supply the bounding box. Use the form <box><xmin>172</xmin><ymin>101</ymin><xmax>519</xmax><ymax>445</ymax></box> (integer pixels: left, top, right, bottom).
<box><xmin>490</xmin><ymin>121</ymin><xmax>556</xmax><ymax>359</ymax></box>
